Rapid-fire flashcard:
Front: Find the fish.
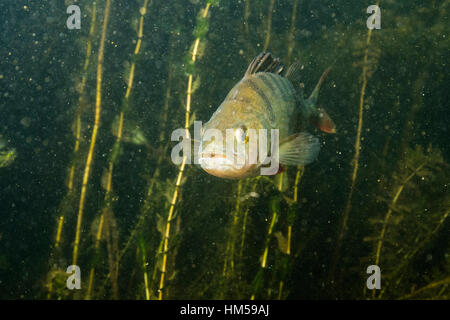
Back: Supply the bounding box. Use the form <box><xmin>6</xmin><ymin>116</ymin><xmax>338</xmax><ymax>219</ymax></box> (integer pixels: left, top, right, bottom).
<box><xmin>198</xmin><ymin>52</ymin><xmax>336</xmax><ymax>179</ymax></box>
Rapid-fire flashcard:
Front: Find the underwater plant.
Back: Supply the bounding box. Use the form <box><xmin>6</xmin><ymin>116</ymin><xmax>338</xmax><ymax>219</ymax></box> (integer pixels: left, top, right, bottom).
<box><xmin>0</xmin><ymin>136</ymin><xmax>16</xmax><ymax>169</ymax></box>
<box><xmin>46</xmin><ymin>2</ymin><xmax>98</xmax><ymax>299</ymax></box>
<box><xmin>85</xmin><ymin>0</ymin><xmax>152</xmax><ymax>299</ymax></box>
<box><xmin>364</xmin><ymin>145</ymin><xmax>449</xmax><ymax>299</ymax></box>
<box><xmin>156</xmin><ymin>0</ymin><xmax>216</xmax><ymax>300</ymax></box>
<box><xmin>72</xmin><ymin>0</ymin><xmax>112</xmax><ymax>268</ymax></box>
<box><xmin>285</xmin><ymin>0</ymin><xmax>299</xmax><ymax>65</ymax></box>
<box><xmin>262</xmin><ymin>0</ymin><xmax>276</xmax><ymax>51</ymax></box>
<box><xmin>330</xmin><ymin>3</ymin><xmax>380</xmax><ymax>283</ymax></box>
<box><xmin>0</xmin><ymin>149</ymin><xmax>16</xmax><ymax>168</ymax></box>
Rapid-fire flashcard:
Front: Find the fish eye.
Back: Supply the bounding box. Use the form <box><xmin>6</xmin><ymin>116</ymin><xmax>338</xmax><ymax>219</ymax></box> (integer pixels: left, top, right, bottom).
<box><xmin>235</xmin><ymin>126</ymin><xmax>248</xmax><ymax>143</ymax></box>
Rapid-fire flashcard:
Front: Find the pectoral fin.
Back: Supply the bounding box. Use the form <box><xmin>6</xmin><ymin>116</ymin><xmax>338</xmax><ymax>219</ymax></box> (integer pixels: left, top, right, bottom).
<box><xmin>279</xmin><ymin>132</ymin><xmax>320</xmax><ymax>166</ymax></box>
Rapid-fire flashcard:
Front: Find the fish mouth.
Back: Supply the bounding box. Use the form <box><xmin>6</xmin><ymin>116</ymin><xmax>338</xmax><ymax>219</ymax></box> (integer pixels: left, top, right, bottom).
<box><xmin>200</xmin><ymin>152</ymin><xmax>228</xmax><ymax>159</ymax></box>
<box><xmin>199</xmin><ymin>152</ymin><xmax>255</xmax><ymax>179</ymax></box>
<box><xmin>198</xmin><ymin>153</ymin><xmax>234</xmax><ymax>167</ymax></box>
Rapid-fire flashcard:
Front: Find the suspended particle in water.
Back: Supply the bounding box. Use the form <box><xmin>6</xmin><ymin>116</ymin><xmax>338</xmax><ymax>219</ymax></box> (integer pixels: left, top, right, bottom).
<box><xmin>20</xmin><ymin>117</ymin><xmax>31</xmax><ymax>128</ymax></box>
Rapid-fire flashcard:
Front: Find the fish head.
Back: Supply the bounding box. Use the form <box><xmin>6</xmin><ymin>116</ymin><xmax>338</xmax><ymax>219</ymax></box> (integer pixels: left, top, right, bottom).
<box><xmin>198</xmin><ymin>100</ymin><xmax>264</xmax><ymax>179</ymax></box>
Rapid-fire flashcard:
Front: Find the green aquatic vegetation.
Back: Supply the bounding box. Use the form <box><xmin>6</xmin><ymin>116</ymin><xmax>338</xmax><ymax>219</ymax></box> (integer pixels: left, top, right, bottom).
<box><xmin>0</xmin><ymin>133</ymin><xmax>16</xmax><ymax>168</ymax></box>
<box><xmin>220</xmin><ymin>178</ymin><xmax>262</xmax><ymax>298</ymax></box>
<box><xmin>72</xmin><ymin>0</ymin><xmax>112</xmax><ymax>268</ymax></box>
<box><xmin>46</xmin><ymin>3</ymin><xmax>98</xmax><ymax>298</ymax></box>
<box><xmin>248</xmin><ymin>167</ymin><xmax>307</xmax><ymax>300</ymax></box>
<box><xmin>364</xmin><ymin>146</ymin><xmax>449</xmax><ymax>299</ymax></box>
<box><xmin>192</xmin><ymin>11</ymin><xmax>210</xmax><ymax>39</ymax></box>
<box><xmin>331</xmin><ymin>14</ymin><xmax>380</xmax><ymax>282</ymax></box>
<box><xmin>111</xmin><ymin>116</ymin><xmax>149</xmax><ymax>147</ymax></box>
<box><xmin>218</xmin><ymin>174</ymin><xmax>291</xmax><ymax>299</ymax></box>
<box><xmin>86</xmin><ymin>0</ymin><xmax>152</xmax><ymax>299</ymax></box>
<box><xmin>286</xmin><ymin>0</ymin><xmax>299</xmax><ymax>65</ymax></box>
<box><xmin>157</xmin><ymin>0</ymin><xmax>213</xmax><ymax>300</ymax></box>
<box><xmin>0</xmin><ymin>148</ymin><xmax>17</xmax><ymax>168</ymax></box>
<box><xmin>275</xmin><ymin>166</ymin><xmax>305</xmax><ymax>299</ymax></box>
<box><xmin>103</xmin><ymin>207</ymin><xmax>120</xmax><ymax>299</ymax></box>
<box><xmin>212</xmin><ymin>167</ymin><xmax>307</xmax><ymax>300</ymax></box>
<box><xmin>262</xmin><ymin>0</ymin><xmax>276</xmax><ymax>51</ymax></box>
<box><xmin>45</xmin><ymin>269</ymin><xmax>74</xmax><ymax>300</ymax></box>
<box><xmin>251</xmin><ymin>195</ymin><xmax>280</xmax><ymax>300</ymax></box>
<box><xmin>101</xmin><ymin>37</ymin><xmax>176</xmax><ymax>300</ymax></box>
<box><xmin>138</xmin><ymin>236</ymin><xmax>151</xmax><ymax>299</ymax></box>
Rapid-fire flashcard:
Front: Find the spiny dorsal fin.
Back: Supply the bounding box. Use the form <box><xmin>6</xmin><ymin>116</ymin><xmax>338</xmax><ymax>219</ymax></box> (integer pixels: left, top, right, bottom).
<box><xmin>245</xmin><ymin>52</ymin><xmax>284</xmax><ymax>76</ymax></box>
<box><xmin>285</xmin><ymin>62</ymin><xmax>303</xmax><ymax>84</ymax></box>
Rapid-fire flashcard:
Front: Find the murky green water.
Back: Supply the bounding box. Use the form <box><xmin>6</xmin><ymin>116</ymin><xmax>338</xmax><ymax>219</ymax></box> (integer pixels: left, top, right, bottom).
<box><xmin>0</xmin><ymin>0</ymin><xmax>448</xmax><ymax>299</ymax></box>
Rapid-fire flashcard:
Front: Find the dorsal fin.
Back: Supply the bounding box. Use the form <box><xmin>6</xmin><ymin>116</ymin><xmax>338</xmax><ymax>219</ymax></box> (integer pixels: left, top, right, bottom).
<box><xmin>285</xmin><ymin>62</ymin><xmax>305</xmax><ymax>103</ymax></box>
<box><xmin>245</xmin><ymin>52</ymin><xmax>284</xmax><ymax>77</ymax></box>
<box><xmin>285</xmin><ymin>62</ymin><xmax>303</xmax><ymax>84</ymax></box>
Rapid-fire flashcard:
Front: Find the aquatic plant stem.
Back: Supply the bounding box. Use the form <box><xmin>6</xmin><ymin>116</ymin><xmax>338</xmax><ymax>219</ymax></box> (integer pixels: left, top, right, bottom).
<box><xmin>98</xmin><ymin>39</ymin><xmax>174</xmax><ymax>293</ymax></box>
<box><xmin>239</xmin><ymin>207</ymin><xmax>249</xmax><ymax>251</ymax></box>
<box><xmin>117</xmin><ymin>39</ymin><xmax>173</xmax><ymax>262</ymax></box>
<box><xmin>290</xmin><ymin>166</ymin><xmax>304</xmax><ymax>251</ymax></box>
<box><xmin>85</xmin><ymin>0</ymin><xmax>151</xmax><ymax>299</ymax></box>
<box><xmin>244</xmin><ymin>0</ymin><xmax>250</xmax><ymax>34</ymax></box>
<box><xmin>293</xmin><ymin>166</ymin><xmax>303</xmax><ymax>203</ymax></box>
<box><xmin>158</xmin><ymin>3</ymin><xmax>211</xmax><ymax>300</ymax></box>
<box><xmin>158</xmin><ymin>156</ymin><xmax>187</xmax><ymax>300</ymax></box>
<box><xmin>46</xmin><ymin>5</ymin><xmax>98</xmax><ymax>299</ymax></box>
<box><xmin>383</xmin><ymin>208</ymin><xmax>449</xmax><ymax>299</ymax></box>
<box><xmin>374</xmin><ymin>165</ymin><xmax>425</xmax><ymax>266</ymax></box>
<box><xmin>330</xmin><ymin>17</ymin><xmax>376</xmax><ymax>282</ymax></box>
<box><xmin>276</xmin><ymin>166</ymin><xmax>303</xmax><ymax>299</ymax></box>
<box><xmin>86</xmin><ymin>211</ymin><xmax>105</xmax><ymax>299</ymax></box>
<box><xmin>54</xmin><ymin>3</ymin><xmax>97</xmax><ymax>251</ymax></box>
<box><xmin>399</xmin><ymin>277</ymin><xmax>450</xmax><ymax>300</ymax></box>
<box><xmin>371</xmin><ymin>162</ymin><xmax>434</xmax><ymax>299</ymax></box>
<box><xmin>286</xmin><ymin>0</ymin><xmax>298</xmax><ymax>65</ymax></box>
<box><xmin>399</xmin><ymin>70</ymin><xmax>427</xmax><ymax>154</ymax></box>
<box><xmin>230</xmin><ymin>181</ymin><xmax>243</xmax><ymax>272</ymax></box>
<box><xmin>251</xmin><ymin>208</ymin><xmax>278</xmax><ymax>300</ymax></box>
<box><xmin>72</xmin><ymin>0</ymin><xmax>111</xmax><ymax>267</ymax></box>
<box><xmin>139</xmin><ymin>239</ymin><xmax>151</xmax><ymax>300</ymax></box>
<box><xmin>261</xmin><ymin>211</ymin><xmax>277</xmax><ymax>268</ymax></box>
<box><xmin>143</xmin><ymin>260</ymin><xmax>151</xmax><ymax>300</ymax></box>
<box><xmin>223</xmin><ymin>180</ymin><xmax>242</xmax><ymax>279</ymax></box>
<box><xmin>263</xmin><ymin>0</ymin><xmax>275</xmax><ymax>51</ymax></box>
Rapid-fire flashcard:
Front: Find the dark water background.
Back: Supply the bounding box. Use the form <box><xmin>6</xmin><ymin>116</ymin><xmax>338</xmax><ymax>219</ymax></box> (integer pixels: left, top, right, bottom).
<box><xmin>0</xmin><ymin>0</ymin><xmax>448</xmax><ymax>299</ymax></box>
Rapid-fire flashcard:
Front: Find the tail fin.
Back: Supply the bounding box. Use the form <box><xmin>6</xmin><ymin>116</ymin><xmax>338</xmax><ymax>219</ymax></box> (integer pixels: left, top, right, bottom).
<box><xmin>305</xmin><ymin>68</ymin><xmax>336</xmax><ymax>134</ymax></box>
<box><xmin>309</xmin><ymin>106</ymin><xmax>336</xmax><ymax>133</ymax></box>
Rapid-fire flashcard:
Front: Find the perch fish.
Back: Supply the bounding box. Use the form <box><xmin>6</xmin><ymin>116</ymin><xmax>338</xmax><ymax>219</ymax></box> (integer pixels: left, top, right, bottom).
<box><xmin>198</xmin><ymin>52</ymin><xmax>335</xmax><ymax>179</ymax></box>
